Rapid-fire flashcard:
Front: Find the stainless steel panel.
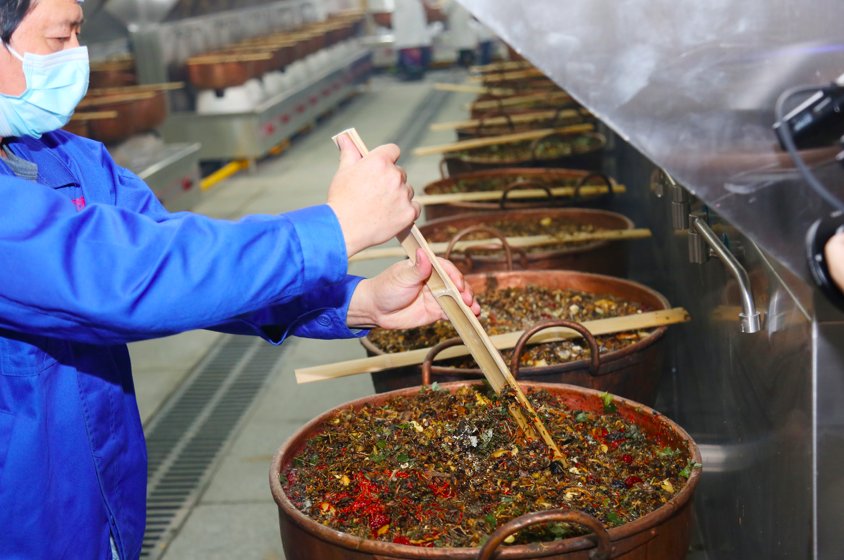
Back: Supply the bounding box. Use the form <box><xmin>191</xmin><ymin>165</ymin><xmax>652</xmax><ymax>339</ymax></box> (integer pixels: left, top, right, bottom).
<box><xmin>115</xmin><ymin>140</ymin><xmax>202</xmax><ymax>212</ymax></box>
<box><xmin>459</xmin><ymin>0</ymin><xmax>844</xmax><ymax>284</ymax></box>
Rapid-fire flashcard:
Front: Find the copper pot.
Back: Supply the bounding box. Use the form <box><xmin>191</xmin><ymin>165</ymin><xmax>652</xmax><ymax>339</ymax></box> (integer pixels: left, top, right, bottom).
<box><xmin>363</xmin><ymin>270</ymin><xmax>670</xmax><ymax>406</ymax></box>
<box><xmin>78</xmin><ymin>90</ymin><xmax>167</xmax><ymax>143</ymax></box>
<box><xmin>423</xmin><ymin>168</ymin><xmax>619</xmax><ymax>221</ymax></box>
<box><xmin>185</xmin><ymin>51</ymin><xmax>273</xmax><ymax>91</ymax></box>
<box><xmin>470</xmin><ymin>93</ymin><xmax>579</xmax><ymax>120</ymax></box>
<box><xmin>270</xmin><ymin>380</ymin><xmax>700</xmax><ymax>560</ymax></box>
<box><xmin>418</xmin><ymin>207</ymin><xmax>634</xmax><ymax>275</ymax></box>
<box><xmin>456</xmin><ymin>108</ymin><xmax>596</xmax><ymax>141</ymax></box>
<box><xmin>444</xmin><ymin>131</ymin><xmax>607</xmax><ymax>175</ymax></box>
<box><xmin>89</xmin><ymin>57</ymin><xmax>136</xmax><ymax>89</ymax></box>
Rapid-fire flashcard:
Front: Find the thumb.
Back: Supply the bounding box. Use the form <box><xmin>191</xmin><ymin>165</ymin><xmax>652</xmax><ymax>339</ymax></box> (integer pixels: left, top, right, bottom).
<box><xmin>401</xmin><ymin>249</ymin><xmax>433</xmax><ymax>286</ymax></box>
<box><xmin>335</xmin><ymin>133</ymin><xmax>363</xmax><ymax>169</ymax></box>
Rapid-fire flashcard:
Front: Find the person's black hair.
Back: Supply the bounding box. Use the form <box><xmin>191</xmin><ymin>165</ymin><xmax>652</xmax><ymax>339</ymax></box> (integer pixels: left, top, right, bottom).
<box><xmin>0</xmin><ymin>0</ymin><xmax>34</xmax><ymax>45</ymax></box>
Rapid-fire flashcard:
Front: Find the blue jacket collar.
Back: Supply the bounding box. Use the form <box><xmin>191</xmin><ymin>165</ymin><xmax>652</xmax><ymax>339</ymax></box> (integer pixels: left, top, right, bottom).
<box><xmin>3</xmin><ymin>133</ymin><xmax>79</xmax><ymax>189</ymax></box>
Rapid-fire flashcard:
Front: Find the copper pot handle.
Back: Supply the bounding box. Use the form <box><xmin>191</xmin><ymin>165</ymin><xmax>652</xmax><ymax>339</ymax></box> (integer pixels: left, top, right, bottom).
<box><xmin>499</xmin><ymin>180</ymin><xmax>555</xmax><ymax>210</ymax></box>
<box><xmin>574</xmin><ymin>172</ymin><xmax>614</xmax><ymax>200</ymax></box>
<box><xmin>439</xmin><ymin>157</ymin><xmax>454</xmax><ymax>179</ymax></box>
<box><xmin>475</xmin><ymin>110</ymin><xmax>515</xmax><ymax>135</ymax></box>
<box><xmin>510</xmin><ymin>319</ymin><xmax>601</xmax><ymax>377</ymax></box>
<box><xmin>421</xmin><ymin>337</ymin><xmax>466</xmax><ymax>385</ymax></box>
<box><xmin>444</xmin><ymin>225</ymin><xmax>516</xmax><ymax>273</ymax></box>
<box><xmin>476</xmin><ymin>509</ymin><xmax>612</xmax><ymax>560</ymax></box>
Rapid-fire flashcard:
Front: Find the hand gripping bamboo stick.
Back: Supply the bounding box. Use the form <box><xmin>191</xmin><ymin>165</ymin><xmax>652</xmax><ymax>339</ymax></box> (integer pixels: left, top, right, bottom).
<box><xmin>332</xmin><ymin>127</ymin><xmax>565</xmax><ymax>462</ymax></box>
<box><xmin>296</xmin><ymin>307</ymin><xmax>690</xmax><ymax>382</ymax></box>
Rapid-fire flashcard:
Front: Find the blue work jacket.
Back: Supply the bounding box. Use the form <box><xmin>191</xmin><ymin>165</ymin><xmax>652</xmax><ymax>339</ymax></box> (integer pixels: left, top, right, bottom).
<box><xmin>0</xmin><ymin>131</ymin><xmax>366</xmax><ymax>559</ymax></box>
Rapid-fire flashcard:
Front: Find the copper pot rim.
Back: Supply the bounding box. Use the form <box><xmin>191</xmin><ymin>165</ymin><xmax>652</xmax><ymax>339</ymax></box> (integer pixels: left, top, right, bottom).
<box><xmin>425</xmin><ymin>167</ymin><xmax>616</xmax><ymax>192</ymax></box>
<box><xmin>270</xmin><ymin>380</ymin><xmax>701</xmax><ymax>559</ymax></box>
<box><xmin>419</xmin><ymin>207</ymin><xmax>635</xmax><ymax>258</ymax></box>
<box><xmin>362</xmin><ymin>270</ymin><xmax>670</xmax><ymax>376</ymax></box>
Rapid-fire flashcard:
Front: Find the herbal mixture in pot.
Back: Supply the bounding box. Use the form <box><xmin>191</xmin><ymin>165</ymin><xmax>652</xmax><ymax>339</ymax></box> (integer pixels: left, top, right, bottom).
<box><xmin>424</xmin><ymin>215</ymin><xmax>605</xmax><ymax>254</ymax></box>
<box><xmin>281</xmin><ymin>384</ymin><xmax>698</xmax><ymax>547</ymax></box>
<box><xmin>455</xmin><ymin>134</ymin><xmax>604</xmax><ymax>164</ymax></box>
<box><xmin>429</xmin><ymin>174</ymin><xmax>586</xmax><ymax>195</ymax></box>
<box><xmin>367</xmin><ymin>285</ymin><xmax>652</xmax><ymax>369</ymax></box>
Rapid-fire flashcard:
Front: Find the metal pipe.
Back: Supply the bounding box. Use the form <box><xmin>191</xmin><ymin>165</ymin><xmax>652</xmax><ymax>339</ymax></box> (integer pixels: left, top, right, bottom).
<box><xmin>690</xmin><ymin>214</ymin><xmax>763</xmax><ymax>333</ymax></box>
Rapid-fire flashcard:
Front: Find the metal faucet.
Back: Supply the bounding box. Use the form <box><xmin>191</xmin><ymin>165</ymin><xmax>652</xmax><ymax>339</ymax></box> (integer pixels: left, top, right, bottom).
<box><xmin>688</xmin><ymin>214</ymin><xmax>763</xmax><ymax>333</ymax></box>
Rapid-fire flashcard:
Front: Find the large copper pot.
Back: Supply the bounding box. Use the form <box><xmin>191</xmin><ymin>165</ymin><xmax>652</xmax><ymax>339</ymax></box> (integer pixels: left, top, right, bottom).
<box><xmin>270</xmin><ymin>381</ymin><xmax>701</xmax><ymax>560</ymax></box>
<box><xmin>185</xmin><ymin>51</ymin><xmax>274</xmax><ymax>91</ymax></box>
<box><xmin>443</xmin><ymin>131</ymin><xmax>606</xmax><ymax>176</ymax></box>
<box><xmin>418</xmin><ymin>207</ymin><xmax>634</xmax><ymax>276</ymax></box>
<box><xmin>422</xmin><ymin>168</ymin><xmax>619</xmax><ymax>221</ymax></box>
<box><xmin>455</xmin><ymin>108</ymin><xmax>596</xmax><ymax>141</ymax></box>
<box><xmin>77</xmin><ymin>90</ymin><xmax>168</xmax><ymax>144</ymax></box>
<box><xmin>89</xmin><ymin>57</ymin><xmax>136</xmax><ymax>89</ymax></box>
<box><xmin>470</xmin><ymin>92</ymin><xmax>578</xmax><ymax>120</ymax></box>
<box><xmin>364</xmin><ymin>270</ymin><xmax>670</xmax><ymax>406</ymax></box>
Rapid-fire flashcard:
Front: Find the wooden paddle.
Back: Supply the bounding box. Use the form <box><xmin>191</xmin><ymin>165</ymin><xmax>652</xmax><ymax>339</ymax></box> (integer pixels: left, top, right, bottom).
<box><xmin>296</xmin><ymin>307</ymin><xmax>690</xmax><ymax>383</ymax></box>
<box><xmin>350</xmin><ymin>228</ymin><xmax>652</xmax><ymax>262</ymax></box>
<box><xmin>333</xmin><ymin>128</ymin><xmax>566</xmax><ymax>462</ymax></box>
<box><xmin>413</xmin><ymin>125</ymin><xmax>594</xmax><ymax>157</ymax></box>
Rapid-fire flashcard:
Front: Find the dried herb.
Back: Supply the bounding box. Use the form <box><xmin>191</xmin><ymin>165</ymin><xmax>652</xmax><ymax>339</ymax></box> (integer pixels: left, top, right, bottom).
<box><xmin>454</xmin><ymin>134</ymin><xmax>604</xmax><ymax>165</ymax></box>
<box><xmin>281</xmin><ymin>385</ymin><xmax>692</xmax><ymax>548</ymax></box>
<box><xmin>367</xmin><ymin>285</ymin><xmax>652</xmax><ymax>369</ymax></box>
<box><xmin>425</xmin><ymin>214</ymin><xmax>604</xmax><ymax>254</ymax></box>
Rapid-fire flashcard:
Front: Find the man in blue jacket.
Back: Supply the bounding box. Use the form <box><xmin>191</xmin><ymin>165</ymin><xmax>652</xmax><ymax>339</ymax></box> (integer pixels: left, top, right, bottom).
<box><xmin>0</xmin><ymin>0</ymin><xmax>479</xmax><ymax>558</ymax></box>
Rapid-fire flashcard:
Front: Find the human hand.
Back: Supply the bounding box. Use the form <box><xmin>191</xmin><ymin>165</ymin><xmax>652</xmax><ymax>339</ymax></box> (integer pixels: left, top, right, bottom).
<box><xmin>327</xmin><ymin>134</ymin><xmax>420</xmax><ymax>257</ymax></box>
<box><xmin>824</xmin><ymin>231</ymin><xmax>844</xmax><ymax>293</ymax></box>
<box><xmin>347</xmin><ymin>249</ymin><xmax>480</xmax><ymax>330</ymax></box>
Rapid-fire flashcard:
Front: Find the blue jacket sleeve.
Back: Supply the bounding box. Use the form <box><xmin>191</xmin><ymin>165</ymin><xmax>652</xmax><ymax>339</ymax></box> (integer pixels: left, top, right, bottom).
<box><xmin>0</xmin><ymin>168</ymin><xmax>358</xmax><ymax>345</ymax></box>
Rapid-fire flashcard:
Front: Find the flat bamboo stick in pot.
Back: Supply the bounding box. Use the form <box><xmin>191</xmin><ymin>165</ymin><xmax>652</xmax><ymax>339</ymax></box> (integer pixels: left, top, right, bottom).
<box><xmin>333</xmin><ymin>127</ymin><xmax>566</xmax><ymax>463</ymax></box>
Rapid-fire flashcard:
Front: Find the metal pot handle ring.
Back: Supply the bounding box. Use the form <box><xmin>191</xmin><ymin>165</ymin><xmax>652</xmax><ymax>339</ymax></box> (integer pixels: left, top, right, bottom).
<box><xmin>476</xmin><ymin>509</ymin><xmax>612</xmax><ymax>560</ymax></box>
<box><xmin>421</xmin><ymin>337</ymin><xmax>466</xmax><ymax>385</ymax></box>
<box><xmin>444</xmin><ymin>225</ymin><xmax>518</xmax><ymax>272</ymax></box>
<box><xmin>499</xmin><ymin>180</ymin><xmax>555</xmax><ymax>210</ymax></box>
<box><xmin>574</xmin><ymin>172</ymin><xmax>614</xmax><ymax>201</ymax></box>
<box><xmin>510</xmin><ymin>319</ymin><xmax>601</xmax><ymax>378</ymax></box>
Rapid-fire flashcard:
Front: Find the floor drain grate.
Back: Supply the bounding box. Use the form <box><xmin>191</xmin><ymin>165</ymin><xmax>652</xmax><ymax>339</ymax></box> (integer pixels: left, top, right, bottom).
<box><xmin>139</xmin><ymin>335</ymin><xmax>285</xmax><ymax>559</ymax></box>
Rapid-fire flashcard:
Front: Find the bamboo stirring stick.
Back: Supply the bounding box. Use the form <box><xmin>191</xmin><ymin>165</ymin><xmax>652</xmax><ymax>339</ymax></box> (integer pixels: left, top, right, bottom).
<box><xmin>296</xmin><ymin>307</ymin><xmax>690</xmax><ymax>383</ymax></box>
<box><xmin>470</xmin><ymin>91</ymin><xmax>573</xmax><ymax>112</ymax></box>
<box><xmin>333</xmin><ymin>128</ymin><xmax>566</xmax><ymax>463</ymax></box>
<box><xmin>350</xmin><ymin>228</ymin><xmax>652</xmax><ymax>262</ymax></box>
<box><xmin>433</xmin><ymin>83</ymin><xmax>516</xmax><ymax>96</ymax></box>
<box><xmin>429</xmin><ymin>109</ymin><xmax>585</xmax><ymax>131</ymax></box>
<box><xmin>469</xmin><ymin>60</ymin><xmax>533</xmax><ymax>73</ymax></box>
<box><xmin>88</xmin><ymin>82</ymin><xmax>185</xmax><ymax>96</ymax></box>
<box><xmin>468</xmin><ymin>68</ymin><xmax>548</xmax><ymax>82</ymax></box>
<box><xmin>416</xmin><ymin>182</ymin><xmax>626</xmax><ymax>206</ymax></box>
<box><xmin>413</xmin><ymin>125</ymin><xmax>594</xmax><ymax>157</ymax></box>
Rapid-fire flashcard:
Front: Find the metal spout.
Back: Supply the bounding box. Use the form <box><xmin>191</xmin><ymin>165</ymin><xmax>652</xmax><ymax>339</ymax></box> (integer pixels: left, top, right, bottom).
<box><xmin>690</xmin><ymin>214</ymin><xmax>763</xmax><ymax>333</ymax></box>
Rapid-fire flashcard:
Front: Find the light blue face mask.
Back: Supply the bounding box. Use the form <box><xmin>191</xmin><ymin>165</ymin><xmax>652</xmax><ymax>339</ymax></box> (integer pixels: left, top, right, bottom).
<box><xmin>0</xmin><ymin>44</ymin><xmax>89</xmax><ymax>138</ymax></box>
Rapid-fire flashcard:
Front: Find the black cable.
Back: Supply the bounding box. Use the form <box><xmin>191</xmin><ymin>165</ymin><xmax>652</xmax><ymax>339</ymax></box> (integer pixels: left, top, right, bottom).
<box><xmin>774</xmin><ymin>84</ymin><xmax>844</xmax><ymax>212</ymax></box>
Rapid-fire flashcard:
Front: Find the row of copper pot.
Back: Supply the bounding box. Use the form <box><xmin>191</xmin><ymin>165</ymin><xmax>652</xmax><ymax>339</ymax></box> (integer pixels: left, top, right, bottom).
<box><xmin>65</xmin><ymin>84</ymin><xmax>173</xmax><ymax>144</ymax></box>
<box><xmin>185</xmin><ymin>12</ymin><xmax>364</xmax><ymax>91</ymax></box>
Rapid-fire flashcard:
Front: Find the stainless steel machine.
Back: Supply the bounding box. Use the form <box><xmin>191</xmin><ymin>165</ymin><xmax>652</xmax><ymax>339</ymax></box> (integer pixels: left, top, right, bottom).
<box><xmin>459</xmin><ymin>0</ymin><xmax>844</xmax><ymax>557</ymax></box>
<box><xmin>81</xmin><ymin>0</ymin><xmax>372</xmax><ymax>202</ymax></box>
